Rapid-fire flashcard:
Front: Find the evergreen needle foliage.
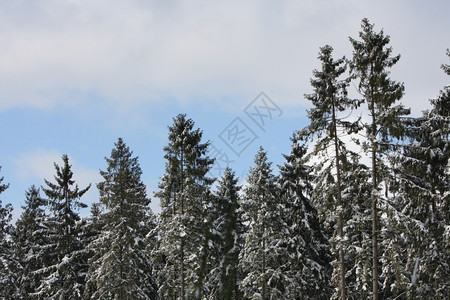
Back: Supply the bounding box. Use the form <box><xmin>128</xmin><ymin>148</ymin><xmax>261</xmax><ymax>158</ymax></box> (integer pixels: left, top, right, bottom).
<box><xmin>1</xmin><ymin>20</ymin><xmax>448</xmax><ymax>300</ymax></box>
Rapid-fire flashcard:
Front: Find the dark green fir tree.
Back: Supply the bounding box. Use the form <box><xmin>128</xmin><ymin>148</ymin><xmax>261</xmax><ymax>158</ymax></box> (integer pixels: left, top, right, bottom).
<box><xmin>205</xmin><ymin>167</ymin><xmax>244</xmax><ymax>300</ymax></box>
<box><xmin>239</xmin><ymin>147</ymin><xmax>283</xmax><ymax>299</ymax></box>
<box><xmin>278</xmin><ymin>134</ymin><xmax>333</xmax><ymax>299</ymax></box>
<box><xmin>34</xmin><ymin>155</ymin><xmax>91</xmax><ymax>299</ymax></box>
<box><xmin>0</xmin><ymin>166</ymin><xmax>20</xmax><ymax>299</ymax></box>
<box><xmin>154</xmin><ymin>114</ymin><xmax>214</xmax><ymax>299</ymax></box>
<box><xmin>85</xmin><ymin>138</ymin><xmax>158</xmax><ymax>300</ymax></box>
<box><xmin>13</xmin><ymin>185</ymin><xmax>48</xmax><ymax>299</ymax></box>
<box><xmin>77</xmin><ymin>203</ymin><xmax>104</xmax><ymax>300</ymax></box>
<box><xmin>385</xmin><ymin>49</ymin><xmax>450</xmax><ymax>299</ymax></box>
<box><xmin>349</xmin><ymin>18</ymin><xmax>409</xmax><ymax>300</ymax></box>
<box><xmin>302</xmin><ymin>44</ymin><xmax>359</xmax><ymax>300</ymax></box>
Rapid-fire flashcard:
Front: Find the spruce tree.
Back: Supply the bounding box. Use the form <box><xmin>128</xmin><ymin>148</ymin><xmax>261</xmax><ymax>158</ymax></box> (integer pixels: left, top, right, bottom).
<box><xmin>302</xmin><ymin>44</ymin><xmax>359</xmax><ymax>299</ymax></box>
<box><xmin>385</xmin><ymin>50</ymin><xmax>450</xmax><ymax>299</ymax></box>
<box><xmin>338</xmin><ymin>155</ymin><xmax>372</xmax><ymax>299</ymax></box>
<box><xmin>85</xmin><ymin>138</ymin><xmax>158</xmax><ymax>300</ymax></box>
<box><xmin>0</xmin><ymin>166</ymin><xmax>20</xmax><ymax>299</ymax></box>
<box><xmin>310</xmin><ymin>145</ymin><xmax>373</xmax><ymax>300</ymax></box>
<box><xmin>77</xmin><ymin>204</ymin><xmax>104</xmax><ymax>299</ymax></box>
<box><xmin>239</xmin><ymin>147</ymin><xmax>283</xmax><ymax>299</ymax></box>
<box><xmin>34</xmin><ymin>155</ymin><xmax>91</xmax><ymax>299</ymax></box>
<box><xmin>278</xmin><ymin>134</ymin><xmax>333</xmax><ymax>299</ymax></box>
<box><xmin>349</xmin><ymin>18</ymin><xmax>409</xmax><ymax>299</ymax></box>
<box><xmin>154</xmin><ymin>114</ymin><xmax>214</xmax><ymax>299</ymax></box>
<box><xmin>205</xmin><ymin>167</ymin><xmax>244</xmax><ymax>299</ymax></box>
<box><xmin>13</xmin><ymin>185</ymin><xmax>48</xmax><ymax>299</ymax></box>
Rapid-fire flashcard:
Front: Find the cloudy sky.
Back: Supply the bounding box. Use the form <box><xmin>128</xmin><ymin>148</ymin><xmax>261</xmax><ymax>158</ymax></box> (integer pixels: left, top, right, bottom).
<box><xmin>1</xmin><ymin>0</ymin><xmax>449</xmax><ymax>217</ymax></box>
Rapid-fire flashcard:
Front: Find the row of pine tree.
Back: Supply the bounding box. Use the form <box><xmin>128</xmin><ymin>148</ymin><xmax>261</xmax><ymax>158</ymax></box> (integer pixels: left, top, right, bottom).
<box><xmin>0</xmin><ymin>19</ymin><xmax>449</xmax><ymax>299</ymax></box>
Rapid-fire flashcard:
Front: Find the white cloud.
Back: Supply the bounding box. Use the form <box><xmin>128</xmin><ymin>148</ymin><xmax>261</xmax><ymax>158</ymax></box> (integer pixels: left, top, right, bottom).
<box><xmin>14</xmin><ymin>149</ymin><xmax>62</xmax><ymax>182</ymax></box>
<box><xmin>0</xmin><ymin>0</ymin><xmax>448</xmax><ymax>114</ymax></box>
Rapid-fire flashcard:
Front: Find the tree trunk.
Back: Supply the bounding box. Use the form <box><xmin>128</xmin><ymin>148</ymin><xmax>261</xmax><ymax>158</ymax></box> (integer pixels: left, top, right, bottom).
<box><xmin>180</xmin><ymin>150</ymin><xmax>186</xmax><ymax>299</ymax></box>
<box><xmin>181</xmin><ymin>238</ymin><xmax>185</xmax><ymax>299</ymax></box>
<box><xmin>332</xmin><ymin>100</ymin><xmax>346</xmax><ymax>300</ymax></box>
<box><xmin>371</xmin><ymin>106</ymin><xmax>379</xmax><ymax>300</ymax></box>
<box><xmin>262</xmin><ymin>224</ymin><xmax>266</xmax><ymax>300</ymax></box>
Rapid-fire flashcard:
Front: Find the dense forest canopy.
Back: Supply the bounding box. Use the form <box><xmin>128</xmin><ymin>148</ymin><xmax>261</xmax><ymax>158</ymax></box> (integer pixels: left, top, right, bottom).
<box><xmin>1</xmin><ymin>19</ymin><xmax>449</xmax><ymax>300</ymax></box>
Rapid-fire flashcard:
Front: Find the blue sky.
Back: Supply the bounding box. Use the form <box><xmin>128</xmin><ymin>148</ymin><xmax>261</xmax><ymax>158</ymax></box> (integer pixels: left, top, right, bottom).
<box><xmin>1</xmin><ymin>0</ymin><xmax>449</xmax><ymax>218</ymax></box>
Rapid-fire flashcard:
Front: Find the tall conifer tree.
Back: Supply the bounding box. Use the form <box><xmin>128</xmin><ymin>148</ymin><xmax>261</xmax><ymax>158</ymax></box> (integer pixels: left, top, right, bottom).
<box><xmin>278</xmin><ymin>135</ymin><xmax>333</xmax><ymax>299</ymax></box>
<box><xmin>154</xmin><ymin>114</ymin><xmax>214</xmax><ymax>299</ymax></box>
<box><xmin>0</xmin><ymin>166</ymin><xmax>20</xmax><ymax>299</ymax></box>
<box><xmin>14</xmin><ymin>185</ymin><xmax>48</xmax><ymax>299</ymax></box>
<box><xmin>35</xmin><ymin>155</ymin><xmax>91</xmax><ymax>299</ymax></box>
<box><xmin>385</xmin><ymin>50</ymin><xmax>450</xmax><ymax>299</ymax></box>
<box><xmin>205</xmin><ymin>168</ymin><xmax>244</xmax><ymax>299</ymax></box>
<box><xmin>77</xmin><ymin>203</ymin><xmax>104</xmax><ymax>299</ymax></box>
<box><xmin>86</xmin><ymin>138</ymin><xmax>157</xmax><ymax>300</ymax></box>
<box><xmin>239</xmin><ymin>147</ymin><xmax>283</xmax><ymax>299</ymax></box>
<box><xmin>349</xmin><ymin>18</ymin><xmax>409</xmax><ymax>299</ymax></box>
<box><xmin>302</xmin><ymin>45</ymin><xmax>359</xmax><ymax>299</ymax></box>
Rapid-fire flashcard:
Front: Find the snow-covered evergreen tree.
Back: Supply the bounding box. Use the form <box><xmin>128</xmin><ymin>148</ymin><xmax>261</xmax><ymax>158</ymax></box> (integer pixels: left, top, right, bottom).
<box><xmin>302</xmin><ymin>44</ymin><xmax>359</xmax><ymax>299</ymax></box>
<box><xmin>311</xmin><ymin>148</ymin><xmax>373</xmax><ymax>300</ymax></box>
<box><xmin>154</xmin><ymin>114</ymin><xmax>214</xmax><ymax>299</ymax></box>
<box><xmin>205</xmin><ymin>168</ymin><xmax>244</xmax><ymax>299</ymax></box>
<box><xmin>77</xmin><ymin>203</ymin><xmax>104</xmax><ymax>300</ymax></box>
<box><xmin>0</xmin><ymin>166</ymin><xmax>20</xmax><ymax>299</ymax></box>
<box><xmin>339</xmin><ymin>155</ymin><xmax>372</xmax><ymax>299</ymax></box>
<box><xmin>278</xmin><ymin>134</ymin><xmax>333</xmax><ymax>299</ymax></box>
<box><xmin>382</xmin><ymin>50</ymin><xmax>450</xmax><ymax>299</ymax></box>
<box><xmin>239</xmin><ymin>147</ymin><xmax>285</xmax><ymax>299</ymax></box>
<box><xmin>85</xmin><ymin>138</ymin><xmax>158</xmax><ymax>300</ymax></box>
<box><xmin>349</xmin><ymin>18</ymin><xmax>409</xmax><ymax>299</ymax></box>
<box><xmin>13</xmin><ymin>185</ymin><xmax>48</xmax><ymax>299</ymax></box>
<box><xmin>34</xmin><ymin>155</ymin><xmax>91</xmax><ymax>299</ymax></box>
